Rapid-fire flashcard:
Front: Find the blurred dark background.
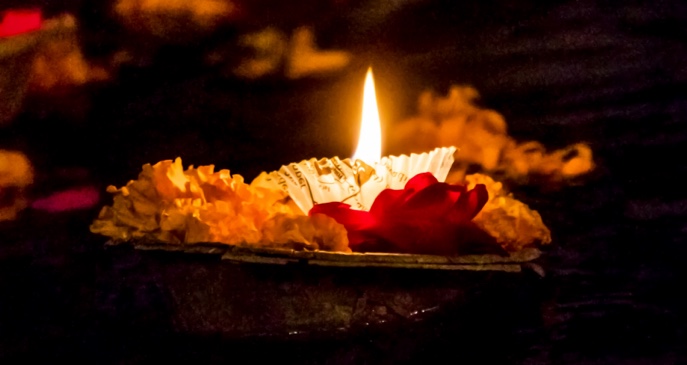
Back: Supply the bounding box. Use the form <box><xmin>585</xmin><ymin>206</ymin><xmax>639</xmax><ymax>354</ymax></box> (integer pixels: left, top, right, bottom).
<box><xmin>1</xmin><ymin>0</ymin><xmax>686</xmax><ymax>363</ymax></box>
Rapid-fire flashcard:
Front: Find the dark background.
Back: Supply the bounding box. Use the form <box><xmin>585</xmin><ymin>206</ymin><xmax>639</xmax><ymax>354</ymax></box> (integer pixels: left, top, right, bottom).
<box><xmin>1</xmin><ymin>0</ymin><xmax>686</xmax><ymax>363</ymax></box>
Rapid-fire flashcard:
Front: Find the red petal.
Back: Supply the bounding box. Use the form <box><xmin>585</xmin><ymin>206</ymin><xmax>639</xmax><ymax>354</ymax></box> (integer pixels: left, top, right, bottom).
<box><xmin>310</xmin><ymin>202</ymin><xmax>373</xmax><ymax>229</ymax></box>
<box><xmin>370</xmin><ymin>173</ymin><xmax>460</xmax><ymax>219</ymax></box>
<box><xmin>368</xmin><ymin>172</ymin><xmax>437</xmax><ymax>217</ymax></box>
<box><xmin>448</xmin><ymin>184</ymin><xmax>489</xmax><ymax>223</ymax></box>
<box><xmin>369</xmin><ymin>188</ymin><xmax>406</xmax><ymax>218</ymax></box>
<box><xmin>309</xmin><ymin>177</ymin><xmax>493</xmax><ymax>255</ymax></box>
<box><xmin>403</xmin><ymin>172</ymin><xmax>438</xmax><ymax>196</ymax></box>
<box><xmin>309</xmin><ymin>202</ymin><xmax>375</xmax><ymax>247</ymax></box>
<box><xmin>399</xmin><ymin>182</ymin><xmax>465</xmax><ymax>217</ymax></box>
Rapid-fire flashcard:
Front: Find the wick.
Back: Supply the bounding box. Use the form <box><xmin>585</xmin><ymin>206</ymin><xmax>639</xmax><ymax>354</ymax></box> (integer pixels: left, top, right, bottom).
<box><xmin>352</xmin><ymin>159</ymin><xmax>376</xmax><ymax>187</ymax></box>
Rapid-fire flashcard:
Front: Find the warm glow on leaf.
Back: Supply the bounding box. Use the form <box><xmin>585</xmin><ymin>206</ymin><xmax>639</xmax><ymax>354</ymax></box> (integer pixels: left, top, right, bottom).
<box><xmin>352</xmin><ymin>67</ymin><xmax>382</xmax><ymax>164</ymax></box>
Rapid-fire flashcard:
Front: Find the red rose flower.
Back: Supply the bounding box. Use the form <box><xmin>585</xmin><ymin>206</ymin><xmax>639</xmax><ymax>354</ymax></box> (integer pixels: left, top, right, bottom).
<box><xmin>309</xmin><ymin>172</ymin><xmax>504</xmax><ymax>255</ymax></box>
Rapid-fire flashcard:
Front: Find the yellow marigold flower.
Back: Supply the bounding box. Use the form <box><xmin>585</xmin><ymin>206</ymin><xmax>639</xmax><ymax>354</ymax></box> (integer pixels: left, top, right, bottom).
<box><xmin>465</xmin><ymin>173</ymin><xmax>552</xmax><ymax>251</ymax></box>
<box><xmin>90</xmin><ymin>157</ymin><xmax>350</xmax><ymax>252</ymax></box>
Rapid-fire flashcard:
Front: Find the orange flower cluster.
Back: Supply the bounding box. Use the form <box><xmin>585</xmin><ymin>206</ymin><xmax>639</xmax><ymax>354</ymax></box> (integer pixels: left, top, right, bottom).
<box><xmin>90</xmin><ymin>158</ymin><xmax>350</xmax><ymax>252</ymax></box>
<box><xmin>465</xmin><ymin>173</ymin><xmax>552</xmax><ymax>251</ymax></box>
<box><xmin>387</xmin><ymin>86</ymin><xmax>594</xmax><ymax>185</ymax></box>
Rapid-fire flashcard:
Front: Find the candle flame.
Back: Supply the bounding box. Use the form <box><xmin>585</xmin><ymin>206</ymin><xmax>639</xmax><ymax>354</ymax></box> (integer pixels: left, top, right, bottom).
<box><xmin>352</xmin><ymin>68</ymin><xmax>381</xmax><ymax>163</ymax></box>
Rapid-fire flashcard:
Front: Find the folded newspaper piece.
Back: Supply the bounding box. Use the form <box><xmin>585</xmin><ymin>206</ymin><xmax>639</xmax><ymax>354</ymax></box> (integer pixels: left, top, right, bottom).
<box><xmin>268</xmin><ymin>146</ymin><xmax>456</xmax><ymax>213</ymax></box>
